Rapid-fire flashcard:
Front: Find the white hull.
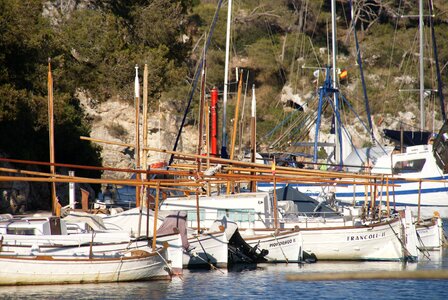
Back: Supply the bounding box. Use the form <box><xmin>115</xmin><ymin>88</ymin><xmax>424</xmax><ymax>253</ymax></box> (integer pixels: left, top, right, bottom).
<box><xmin>258</xmin><ymin>144</ymin><xmax>448</xmax><ymax>218</ymax></box>
<box><xmin>241</xmin><ymin>229</ymin><xmax>302</xmax><ymax>263</ymax></box>
<box><xmin>0</xmin><ymin>232</ymin><xmax>184</xmax><ymax>274</ymax></box>
<box><xmin>415</xmin><ymin>217</ymin><xmax>444</xmax><ymax>250</ymax></box>
<box><xmin>300</xmin><ymin>218</ymin><xmax>413</xmax><ymax>261</ymax></box>
<box><xmin>0</xmin><ymin>248</ymin><xmax>171</xmax><ymax>285</ymax></box>
<box><xmin>184</xmin><ymin>231</ymin><xmax>228</xmax><ymax>268</ymax></box>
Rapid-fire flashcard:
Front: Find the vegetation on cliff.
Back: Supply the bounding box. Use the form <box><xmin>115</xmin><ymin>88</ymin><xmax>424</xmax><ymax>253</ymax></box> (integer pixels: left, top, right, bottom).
<box><xmin>0</xmin><ymin>0</ymin><xmax>448</xmax><ymax>182</ymax></box>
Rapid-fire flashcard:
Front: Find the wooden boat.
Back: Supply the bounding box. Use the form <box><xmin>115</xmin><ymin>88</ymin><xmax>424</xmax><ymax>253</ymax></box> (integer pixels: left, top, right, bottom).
<box><xmin>0</xmin><ymin>246</ymin><xmax>171</xmax><ymax>286</ymax></box>
<box><xmin>299</xmin><ymin>217</ymin><xmax>412</xmax><ymax>261</ymax></box>
<box><xmin>185</xmin><ymin>230</ymin><xmax>229</xmax><ymax>268</ymax></box>
<box><xmin>209</xmin><ymin>218</ymin><xmax>301</xmax><ymax>263</ymax></box>
<box><xmin>98</xmin><ymin>208</ymin><xmax>230</xmax><ymax>268</ymax></box>
<box><xmin>160</xmin><ymin>191</ymin><xmax>419</xmax><ymax>261</ymax></box>
<box><xmin>0</xmin><ymin>215</ymin><xmax>184</xmax><ymax>275</ymax></box>
<box><xmin>240</xmin><ymin>228</ymin><xmax>303</xmax><ymax>263</ymax></box>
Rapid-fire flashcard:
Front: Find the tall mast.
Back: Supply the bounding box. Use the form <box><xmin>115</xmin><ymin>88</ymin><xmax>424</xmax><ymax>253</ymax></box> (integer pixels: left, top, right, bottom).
<box><xmin>250</xmin><ymin>84</ymin><xmax>257</xmax><ymax>192</ymax></box>
<box><xmin>47</xmin><ymin>59</ymin><xmax>58</xmax><ymax>216</ymax></box>
<box><xmin>221</xmin><ymin>0</ymin><xmax>232</xmax><ymax>158</ymax></box>
<box><xmin>134</xmin><ymin>65</ymin><xmax>141</xmax><ymax>208</ymax></box>
<box><xmin>331</xmin><ymin>0</ymin><xmax>341</xmax><ymax>164</ymax></box>
<box><xmin>419</xmin><ymin>0</ymin><xmax>425</xmax><ymax>130</ymax></box>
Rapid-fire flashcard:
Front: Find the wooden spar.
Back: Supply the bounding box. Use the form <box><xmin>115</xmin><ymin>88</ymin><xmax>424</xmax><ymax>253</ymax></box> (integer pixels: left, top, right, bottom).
<box><xmin>0</xmin><ymin>157</ymin><xmax>149</xmax><ymax>175</ymax></box>
<box><xmin>238</xmin><ymin>71</ymin><xmax>250</xmax><ymax>157</ymax></box>
<box><xmin>206</xmin><ymin>172</ymin><xmax>398</xmax><ymax>187</ymax></box>
<box><xmin>142</xmin><ymin>63</ymin><xmax>149</xmax><ymax>195</ymax></box>
<box><xmin>0</xmin><ymin>175</ymin><xmax>201</xmax><ymax>187</ymax></box>
<box><xmin>152</xmin><ymin>181</ymin><xmax>160</xmax><ymax>251</ymax></box>
<box><xmin>134</xmin><ymin>65</ymin><xmax>142</xmax><ymax>208</ymax></box>
<box><xmin>142</xmin><ymin>64</ymin><xmax>150</xmax><ymax>239</ymax></box>
<box><xmin>205</xmin><ymin>89</ymin><xmax>211</xmax><ymax>196</ymax></box>
<box><xmin>417</xmin><ymin>179</ymin><xmax>422</xmax><ymax>223</ymax></box>
<box><xmin>250</xmin><ymin>84</ymin><xmax>257</xmax><ymax>192</ymax></box>
<box><xmin>197</xmin><ymin>49</ymin><xmax>206</xmax><ymax>173</ymax></box>
<box><xmin>79</xmin><ymin>135</ymin><xmax>443</xmax><ymax>186</ymax></box>
<box><xmin>47</xmin><ymin>59</ymin><xmax>58</xmax><ymax>217</ymax></box>
<box><xmin>386</xmin><ymin>177</ymin><xmax>390</xmax><ymax>217</ymax></box>
<box><xmin>142</xmin><ymin>64</ymin><xmax>151</xmax><ymax>240</ymax></box>
<box><xmin>195</xmin><ymin>187</ymin><xmax>201</xmax><ymax>234</ymax></box>
<box><xmin>0</xmin><ymin>167</ymin><xmax>76</xmax><ymax>179</ymax></box>
<box><xmin>378</xmin><ymin>175</ymin><xmax>384</xmax><ymax>219</ymax></box>
<box><xmin>229</xmin><ymin>69</ymin><xmax>243</xmax><ymax>160</ymax></box>
<box><xmin>79</xmin><ymin>136</ymin><xmax>381</xmax><ymax>179</ymax></box>
<box><xmin>0</xmin><ymin>165</ymin><xmax>202</xmax><ymax>186</ymax></box>
<box><xmin>227</xmin><ymin>69</ymin><xmax>244</xmax><ymax>193</ymax></box>
<box><xmin>370</xmin><ymin>179</ymin><xmax>376</xmax><ymax>218</ymax></box>
<box><xmin>352</xmin><ymin>180</ymin><xmax>356</xmax><ymax>206</ymax></box>
<box><xmin>272</xmin><ymin>158</ymin><xmax>278</xmax><ymax>229</ymax></box>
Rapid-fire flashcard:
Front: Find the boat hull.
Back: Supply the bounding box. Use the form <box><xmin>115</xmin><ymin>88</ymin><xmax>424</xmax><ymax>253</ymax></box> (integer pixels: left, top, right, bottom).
<box><xmin>184</xmin><ymin>231</ymin><xmax>228</xmax><ymax>268</ymax></box>
<box><xmin>0</xmin><ymin>248</ymin><xmax>171</xmax><ymax>285</ymax></box>
<box><xmin>300</xmin><ymin>218</ymin><xmax>409</xmax><ymax>261</ymax></box>
<box><xmin>242</xmin><ymin>229</ymin><xmax>302</xmax><ymax>263</ymax></box>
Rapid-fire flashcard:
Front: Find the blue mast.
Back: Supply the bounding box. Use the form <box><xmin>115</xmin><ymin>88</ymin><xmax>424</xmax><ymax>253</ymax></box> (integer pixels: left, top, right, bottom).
<box><xmin>313</xmin><ymin>66</ymin><xmax>341</xmax><ymax>164</ymax></box>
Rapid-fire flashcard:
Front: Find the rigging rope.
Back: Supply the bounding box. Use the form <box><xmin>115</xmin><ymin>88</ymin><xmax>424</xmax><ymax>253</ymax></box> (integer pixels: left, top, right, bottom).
<box><xmin>168</xmin><ymin>0</ymin><xmax>224</xmax><ymax>167</ymax></box>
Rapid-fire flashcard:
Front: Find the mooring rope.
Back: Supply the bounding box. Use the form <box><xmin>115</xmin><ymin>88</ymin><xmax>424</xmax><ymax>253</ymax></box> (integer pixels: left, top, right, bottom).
<box><xmin>386</xmin><ymin>218</ymin><xmax>416</xmax><ymax>262</ymax></box>
<box><xmin>271</xmin><ymin>231</ymin><xmax>289</xmax><ymax>263</ymax></box>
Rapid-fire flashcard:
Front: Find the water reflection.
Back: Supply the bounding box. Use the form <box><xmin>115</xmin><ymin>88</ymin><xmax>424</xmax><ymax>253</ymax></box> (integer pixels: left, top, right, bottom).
<box><xmin>0</xmin><ymin>232</ymin><xmax>446</xmax><ymax>299</ymax></box>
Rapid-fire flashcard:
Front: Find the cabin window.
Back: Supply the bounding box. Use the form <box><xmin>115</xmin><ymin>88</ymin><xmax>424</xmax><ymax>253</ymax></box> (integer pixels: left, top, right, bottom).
<box><xmin>217</xmin><ymin>209</ymin><xmax>255</xmax><ymax>223</ymax></box>
<box><xmin>187</xmin><ymin>209</ymin><xmax>205</xmax><ymax>222</ymax></box>
<box><xmin>7</xmin><ymin>228</ymin><xmax>36</xmax><ymax>235</ymax></box>
<box><xmin>392</xmin><ymin>159</ymin><xmax>426</xmax><ymax>174</ymax></box>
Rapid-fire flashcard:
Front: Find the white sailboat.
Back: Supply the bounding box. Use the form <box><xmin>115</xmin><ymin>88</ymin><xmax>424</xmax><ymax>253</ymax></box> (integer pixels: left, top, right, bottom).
<box><xmin>99</xmin><ymin>207</ymin><xmax>229</xmax><ymax>269</ymax></box>
<box><xmin>159</xmin><ymin>191</ymin><xmax>419</xmax><ymax>261</ymax></box>
<box><xmin>0</xmin><ymin>246</ymin><xmax>172</xmax><ymax>285</ymax></box>
<box><xmin>256</xmin><ymin>1</ymin><xmax>448</xmax><ymax>220</ymax></box>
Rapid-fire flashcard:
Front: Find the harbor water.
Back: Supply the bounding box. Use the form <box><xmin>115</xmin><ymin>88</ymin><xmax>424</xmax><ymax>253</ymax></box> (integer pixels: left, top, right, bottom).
<box><xmin>0</xmin><ymin>224</ymin><xmax>447</xmax><ymax>299</ymax></box>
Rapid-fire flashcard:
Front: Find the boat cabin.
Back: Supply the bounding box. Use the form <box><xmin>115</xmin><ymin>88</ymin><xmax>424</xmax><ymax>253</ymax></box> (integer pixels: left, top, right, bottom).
<box><xmin>0</xmin><ymin>217</ymin><xmax>68</xmax><ymax>236</ymax></box>
<box><xmin>372</xmin><ymin>144</ymin><xmax>445</xmax><ymax>177</ymax></box>
<box><xmin>159</xmin><ymin>192</ymin><xmax>274</xmax><ymax>229</ymax></box>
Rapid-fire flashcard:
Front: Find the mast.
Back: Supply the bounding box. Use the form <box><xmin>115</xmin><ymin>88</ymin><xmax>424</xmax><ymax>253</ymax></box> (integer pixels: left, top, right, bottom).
<box><xmin>429</xmin><ymin>0</ymin><xmax>446</xmax><ymax>121</ymax></box>
<box><xmin>197</xmin><ymin>52</ymin><xmax>206</xmax><ymax>172</ymax></box>
<box><xmin>134</xmin><ymin>65</ymin><xmax>141</xmax><ymax>208</ymax></box>
<box><xmin>229</xmin><ymin>69</ymin><xmax>243</xmax><ymax>160</ymax></box>
<box><xmin>250</xmin><ymin>84</ymin><xmax>257</xmax><ymax>192</ymax></box>
<box><xmin>331</xmin><ymin>0</ymin><xmax>342</xmax><ymax>164</ymax></box>
<box><xmin>47</xmin><ymin>59</ymin><xmax>58</xmax><ymax>216</ymax></box>
<box><xmin>221</xmin><ymin>0</ymin><xmax>232</xmax><ymax>158</ymax></box>
<box><xmin>419</xmin><ymin>0</ymin><xmax>425</xmax><ymax>130</ymax></box>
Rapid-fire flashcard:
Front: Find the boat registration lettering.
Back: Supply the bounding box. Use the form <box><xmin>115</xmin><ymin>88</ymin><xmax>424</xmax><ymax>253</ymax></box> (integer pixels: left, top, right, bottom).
<box><xmin>346</xmin><ymin>232</ymin><xmax>386</xmax><ymax>241</ymax></box>
<box><xmin>268</xmin><ymin>238</ymin><xmax>295</xmax><ymax>248</ymax></box>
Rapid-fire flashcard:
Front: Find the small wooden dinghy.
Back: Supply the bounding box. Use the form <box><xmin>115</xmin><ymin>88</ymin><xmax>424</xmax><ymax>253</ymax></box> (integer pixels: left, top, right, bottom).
<box><xmin>0</xmin><ymin>247</ymin><xmax>172</xmax><ymax>286</ymax></box>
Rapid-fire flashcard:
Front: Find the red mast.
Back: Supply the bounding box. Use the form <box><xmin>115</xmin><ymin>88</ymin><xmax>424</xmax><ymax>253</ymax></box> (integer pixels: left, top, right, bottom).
<box><xmin>210</xmin><ymin>87</ymin><xmax>219</xmax><ymax>156</ymax></box>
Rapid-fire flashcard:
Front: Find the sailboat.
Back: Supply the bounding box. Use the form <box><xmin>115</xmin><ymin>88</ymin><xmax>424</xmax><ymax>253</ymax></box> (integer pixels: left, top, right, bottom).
<box><xmin>158</xmin><ymin>190</ymin><xmax>419</xmax><ymax>261</ymax></box>
<box><xmin>257</xmin><ymin>0</ymin><xmax>448</xmax><ymax>220</ymax></box>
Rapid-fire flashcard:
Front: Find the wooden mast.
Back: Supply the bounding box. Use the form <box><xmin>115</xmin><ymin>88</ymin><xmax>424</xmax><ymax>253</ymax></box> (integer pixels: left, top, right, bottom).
<box><xmin>227</xmin><ymin>69</ymin><xmax>243</xmax><ymax>193</ymax></box>
<box><xmin>272</xmin><ymin>157</ymin><xmax>278</xmax><ymax>229</ymax></box>
<box><xmin>197</xmin><ymin>50</ymin><xmax>206</xmax><ymax>173</ymax></box>
<box><xmin>134</xmin><ymin>65</ymin><xmax>141</xmax><ymax>208</ymax></box>
<box><xmin>48</xmin><ymin>59</ymin><xmax>58</xmax><ymax>216</ymax></box>
<box><xmin>142</xmin><ymin>64</ymin><xmax>150</xmax><ymax>237</ymax></box>
<box><xmin>229</xmin><ymin>69</ymin><xmax>243</xmax><ymax>160</ymax></box>
<box><xmin>142</xmin><ymin>64</ymin><xmax>149</xmax><ymax>196</ymax></box>
<box><xmin>250</xmin><ymin>84</ymin><xmax>257</xmax><ymax>192</ymax></box>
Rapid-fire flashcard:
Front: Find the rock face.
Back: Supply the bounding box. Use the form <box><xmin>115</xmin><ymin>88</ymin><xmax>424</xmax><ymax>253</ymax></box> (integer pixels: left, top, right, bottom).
<box><xmin>43</xmin><ymin>0</ymin><xmax>97</xmax><ymax>25</ymax></box>
<box><xmin>77</xmin><ymin>91</ymin><xmax>198</xmax><ymax>180</ymax></box>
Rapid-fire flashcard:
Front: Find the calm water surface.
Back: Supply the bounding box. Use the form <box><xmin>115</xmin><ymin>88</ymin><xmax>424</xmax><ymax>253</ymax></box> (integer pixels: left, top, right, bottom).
<box><xmin>1</xmin><ymin>227</ymin><xmax>447</xmax><ymax>299</ymax></box>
